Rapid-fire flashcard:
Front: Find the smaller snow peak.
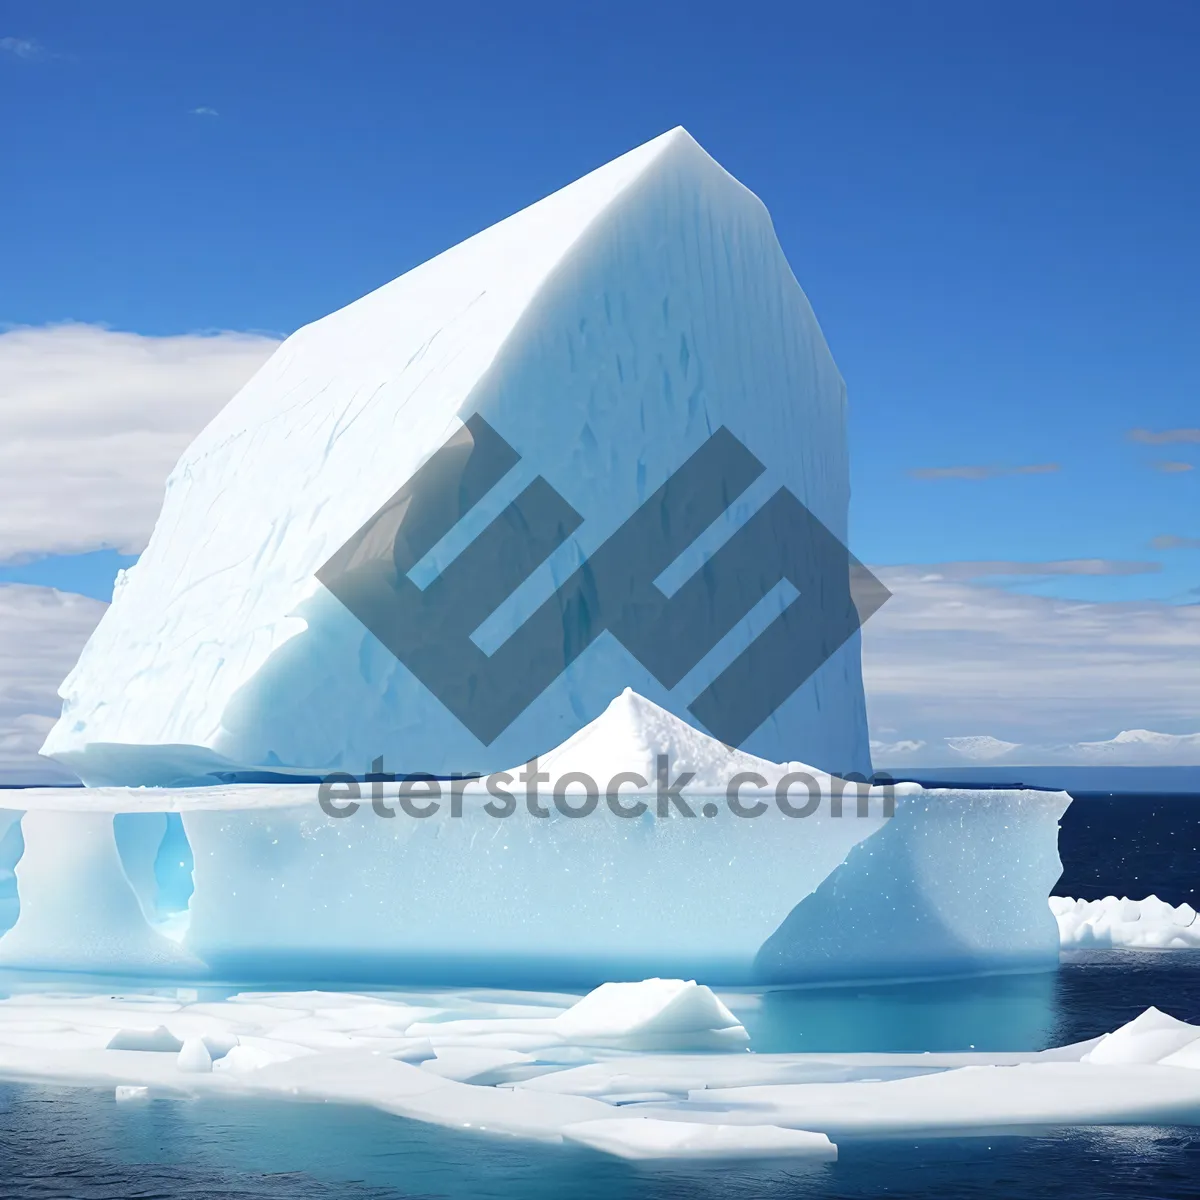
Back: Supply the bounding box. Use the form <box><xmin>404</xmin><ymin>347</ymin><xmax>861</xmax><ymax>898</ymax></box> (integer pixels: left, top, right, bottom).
<box><xmin>537</xmin><ymin>689</ymin><xmax>811</xmax><ymax>792</ymax></box>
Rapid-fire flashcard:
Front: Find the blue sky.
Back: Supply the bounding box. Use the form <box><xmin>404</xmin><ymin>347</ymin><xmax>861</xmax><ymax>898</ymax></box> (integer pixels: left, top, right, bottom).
<box><xmin>3</xmin><ymin>2</ymin><xmax>1199</xmax><ymax>601</ymax></box>
<box><xmin>0</xmin><ymin>3</ymin><xmax>1197</xmax><ymax>775</ymax></box>
<box><xmin>2</xmin><ymin>2</ymin><xmax>1197</xmax><ymax>605</ymax></box>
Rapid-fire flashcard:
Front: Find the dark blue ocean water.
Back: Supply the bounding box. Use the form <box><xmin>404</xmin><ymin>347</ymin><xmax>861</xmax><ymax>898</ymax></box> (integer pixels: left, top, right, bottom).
<box><xmin>1</xmin><ymin>793</ymin><xmax>1198</xmax><ymax>1199</ymax></box>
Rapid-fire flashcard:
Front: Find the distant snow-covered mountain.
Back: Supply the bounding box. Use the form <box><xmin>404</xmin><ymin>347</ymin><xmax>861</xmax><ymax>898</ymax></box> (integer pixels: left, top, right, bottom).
<box><xmin>873</xmin><ymin>728</ymin><xmax>1200</xmax><ymax>767</ymax></box>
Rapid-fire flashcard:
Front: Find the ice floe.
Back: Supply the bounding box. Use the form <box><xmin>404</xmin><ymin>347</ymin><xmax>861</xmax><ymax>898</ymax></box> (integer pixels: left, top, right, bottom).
<box><xmin>0</xmin><ymin>979</ymin><xmax>1198</xmax><ymax>1159</ymax></box>
<box><xmin>1052</xmin><ymin>895</ymin><xmax>1200</xmax><ymax>950</ymax></box>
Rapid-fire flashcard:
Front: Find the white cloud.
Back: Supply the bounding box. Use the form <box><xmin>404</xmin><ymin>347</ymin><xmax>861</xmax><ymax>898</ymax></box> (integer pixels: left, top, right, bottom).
<box><xmin>0</xmin><ymin>323</ymin><xmax>280</xmax><ymax>562</ymax></box>
<box><xmin>2</xmin><ymin>561</ymin><xmax>1198</xmax><ymax>779</ymax></box>
<box><xmin>190</xmin><ymin>106</ymin><xmax>219</xmax><ymax>117</ymax></box>
<box><xmin>862</xmin><ymin>568</ymin><xmax>1200</xmax><ymax>759</ymax></box>
<box><xmin>908</xmin><ymin>463</ymin><xmax>1059</xmax><ymax>481</ymax></box>
<box><xmin>0</xmin><ymin>584</ymin><xmax>106</xmax><ymax>782</ymax></box>
<box><xmin>910</xmin><ymin>559</ymin><xmax>1161</xmax><ymax>580</ymax></box>
<box><xmin>869</xmin><ymin>738</ymin><xmax>925</xmax><ymax>758</ymax></box>
<box><xmin>0</xmin><ymin>36</ymin><xmax>40</xmax><ymax>59</ymax></box>
<box><xmin>1128</xmin><ymin>428</ymin><xmax>1200</xmax><ymax>445</ymax></box>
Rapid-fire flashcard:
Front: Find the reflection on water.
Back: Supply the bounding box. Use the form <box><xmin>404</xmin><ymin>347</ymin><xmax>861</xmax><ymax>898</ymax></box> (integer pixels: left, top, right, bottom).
<box><xmin>4</xmin><ymin>1079</ymin><xmax>1200</xmax><ymax>1200</ymax></box>
<box><xmin>731</xmin><ymin>969</ymin><xmax>1058</xmax><ymax>1053</ymax></box>
<box><xmin>2</xmin><ymin>955</ymin><xmax>1200</xmax><ymax>1200</ymax></box>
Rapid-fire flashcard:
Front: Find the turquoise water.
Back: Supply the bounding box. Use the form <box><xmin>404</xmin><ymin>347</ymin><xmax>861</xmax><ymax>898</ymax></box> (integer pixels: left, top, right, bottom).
<box><xmin>2</xmin><ymin>953</ymin><xmax>1200</xmax><ymax>1198</ymax></box>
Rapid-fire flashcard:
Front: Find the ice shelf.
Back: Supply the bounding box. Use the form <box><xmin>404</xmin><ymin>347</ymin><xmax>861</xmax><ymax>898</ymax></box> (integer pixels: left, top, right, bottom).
<box><xmin>6</xmin><ymin>694</ymin><xmax>1070</xmax><ymax>983</ymax></box>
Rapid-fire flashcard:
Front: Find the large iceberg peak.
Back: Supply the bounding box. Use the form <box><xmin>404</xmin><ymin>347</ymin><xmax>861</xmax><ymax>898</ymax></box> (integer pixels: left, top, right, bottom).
<box><xmin>43</xmin><ymin>128</ymin><xmax>868</xmax><ymax>787</ymax></box>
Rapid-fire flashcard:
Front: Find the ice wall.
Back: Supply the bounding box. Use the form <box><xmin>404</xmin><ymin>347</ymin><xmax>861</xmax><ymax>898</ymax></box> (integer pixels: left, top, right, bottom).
<box><xmin>0</xmin><ymin>784</ymin><xmax>1066</xmax><ymax>985</ymax></box>
<box><xmin>756</xmin><ymin>789</ymin><xmax>1070</xmax><ymax>981</ymax></box>
<box><xmin>0</xmin><ymin>786</ymin><xmax>1071</xmax><ymax>984</ymax></box>
<box><xmin>0</xmin><ymin>810</ymin><xmax>198</xmax><ymax>974</ymax></box>
<box><xmin>5</xmin><ymin>694</ymin><xmax>1069</xmax><ymax>984</ymax></box>
<box><xmin>179</xmin><ymin>694</ymin><xmax>891</xmax><ymax>983</ymax></box>
<box><xmin>41</xmin><ymin>127</ymin><xmax>869</xmax><ymax>786</ymax></box>
<box><xmin>179</xmin><ymin>788</ymin><xmax>1067</xmax><ymax>985</ymax></box>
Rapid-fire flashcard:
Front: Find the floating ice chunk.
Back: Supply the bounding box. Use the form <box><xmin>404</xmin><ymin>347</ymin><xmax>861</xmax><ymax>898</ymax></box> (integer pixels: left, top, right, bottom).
<box><xmin>562</xmin><ymin>1117</ymin><xmax>837</xmax><ymax>1161</ymax></box>
<box><xmin>176</xmin><ymin>1037</ymin><xmax>213</xmax><ymax>1073</ymax></box>
<box><xmin>688</xmin><ymin>1058</ymin><xmax>1200</xmax><ymax>1136</ymax></box>
<box><xmin>114</xmin><ymin>1085</ymin><xmax>150</xmax><ymax>1102</ymax></box>
<box><xmin>398</xmin><ymin>979</ymin><xmax>747</xmax><ymax>1054</ymax></box>
<box><xmin>554</xmin><ymin>979</ymin><xmax>748</xmax><ymax>1051</ymax></box>
<box><xmin>1081</xmin><ymin>1008</ymin><xmax>1200</xmax><ymax>1065</ymax></box>
<box><xmin>1053</xmin><ymin>895</ymin><xmax>1200</xmax><ymax>949</ymax></box>
<box><xmin>106</xmin><ymin>1026</ymin><xmax>183</xmax><ymax>1053</ymax></box>
<box><xmin>4</xmin><ymin>991</ymin><xmax>1200</xmax><ymax>1148</ymax></box>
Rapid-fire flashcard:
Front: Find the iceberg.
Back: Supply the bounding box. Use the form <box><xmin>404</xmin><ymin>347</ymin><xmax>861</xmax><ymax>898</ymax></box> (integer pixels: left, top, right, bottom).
<box><xmin>41</xmin><ymin>126</ymin><xmax>874</xmax><ymax>787</ymax></box>
<box><xmin>1052</xmin><ymin>894</ymin><xmax>1200</xmax><ymax>949</ymax></box>
<box><xmin>4</xmin><ymin>692</ymin><xmax>1068</xmax><ymax>984</ymax></box>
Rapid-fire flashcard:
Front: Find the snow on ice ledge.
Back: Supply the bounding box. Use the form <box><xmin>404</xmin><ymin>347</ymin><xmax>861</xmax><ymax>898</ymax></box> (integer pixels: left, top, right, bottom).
<box><xmin>0</xmin><ymin>981</ymin><xmax>1198</xmax><ymax>1159</ymax></box>
<box><xmin>0</xmin><ymin>692</ymin><xmax>1068</xmax><ymax>983</ymax></box>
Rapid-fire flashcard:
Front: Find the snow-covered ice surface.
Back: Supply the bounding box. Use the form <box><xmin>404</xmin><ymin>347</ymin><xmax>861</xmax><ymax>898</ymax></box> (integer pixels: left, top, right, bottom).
<box><xmin>0</xmin><ymin>980</ymin><xmax>1198</xmax><ymax>1159</ymax></box>
<box><xmin>42</xmin><ymin>127</ymin><xmax>871</xmax><ymax>787</ymax></box>
<box><xmin>2</xmin><ymin>694</ymin><xmax>1069</xmax><ymax>982</ymax></box>
<box><xmin>1053</xmin><ymin>895</ymin><xmax>1200</xmax><ymax>949</ymax></box>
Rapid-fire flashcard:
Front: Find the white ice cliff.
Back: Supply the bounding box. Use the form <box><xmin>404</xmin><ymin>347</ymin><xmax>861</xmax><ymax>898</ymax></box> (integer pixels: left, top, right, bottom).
<box><xmin>3</xmin><ymin>691</ymin><xmax>1068</xmax><ymax>983</ymax></box>
<box><xmin>41</xmin><ymin>126</ymin><xmax>872</xmax><ymax>787</ymax></box>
